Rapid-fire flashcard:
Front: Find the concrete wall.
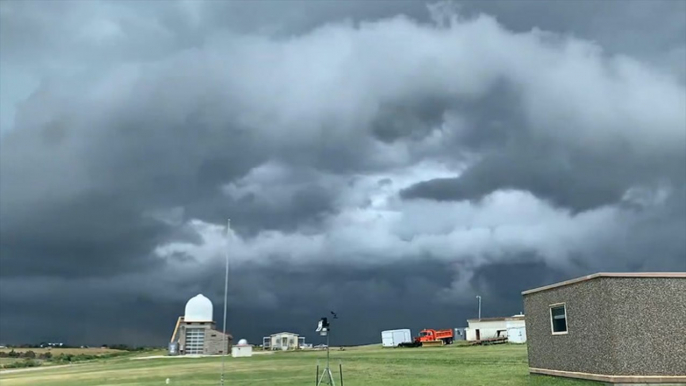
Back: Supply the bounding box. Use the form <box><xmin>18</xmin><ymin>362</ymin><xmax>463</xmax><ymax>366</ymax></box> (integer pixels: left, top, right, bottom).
<box><xmin>608</xmin><ymin>278</ymin><xmax>686</xmax><ymax>376</ymax></box>
<box><xmin>524</xmin><ymin>278</ymin><xmax>618</xmax><ymax>375</ymax></box>
<box><xmin>524</xmin><ymin>277</ymin><xmax>686</xmax><ymax>377</ymax></box>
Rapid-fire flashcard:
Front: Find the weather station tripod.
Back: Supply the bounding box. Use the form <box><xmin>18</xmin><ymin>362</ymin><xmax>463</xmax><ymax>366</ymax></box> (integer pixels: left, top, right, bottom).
<box><xmin>315</xmin><ymin>314</ymin><xmax>343</xmax><ymax>386</ymax></box>
<box><xmin>316</xmin><ymin>333</ymin><xmax>335</xmax><ymax>386</ymax></box>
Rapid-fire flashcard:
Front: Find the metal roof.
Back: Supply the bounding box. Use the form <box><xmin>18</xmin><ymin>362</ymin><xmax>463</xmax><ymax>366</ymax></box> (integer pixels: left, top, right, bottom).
<box><xmin>467</xmin><ymin>316</ymin><xmax>525</xmax><ymax>322</ymax></box>
<box><xmin>521</xmin><ymin>272</ymin><xmax>686</xmax><ymax>296</ymax></box>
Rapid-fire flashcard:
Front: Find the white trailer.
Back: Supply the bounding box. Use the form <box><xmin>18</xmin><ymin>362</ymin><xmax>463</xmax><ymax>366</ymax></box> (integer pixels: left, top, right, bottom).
<box><xmin>381</xmin><ymin>329</ymin><xmax>412</xmax><ymax>347</ymax></box>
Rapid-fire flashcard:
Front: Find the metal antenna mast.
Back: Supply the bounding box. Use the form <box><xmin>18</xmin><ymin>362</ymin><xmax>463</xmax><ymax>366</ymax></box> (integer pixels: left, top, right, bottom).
<box><xmin>221</xmin><ymin>219</ymin><xmax>231</xmax><ymax>386</ymax></box>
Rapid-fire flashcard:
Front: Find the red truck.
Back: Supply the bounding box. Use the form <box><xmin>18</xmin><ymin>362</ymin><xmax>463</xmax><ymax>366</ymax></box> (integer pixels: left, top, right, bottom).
<box><xmin>397</xmin><ymin>328</ymin><xmax>456</xmax><ymax>347</ymax></box>
<box><xmin>416</xmin><ymin>329</ymin><xmax>454</xmax><ymax>345</ymax></box>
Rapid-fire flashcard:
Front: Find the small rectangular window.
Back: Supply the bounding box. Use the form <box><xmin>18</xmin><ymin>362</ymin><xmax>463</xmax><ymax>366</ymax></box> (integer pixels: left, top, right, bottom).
<box><xmin>550</xmin><ymin>304</ymin><xmax>568</xmax><ymax>334</ymax></box>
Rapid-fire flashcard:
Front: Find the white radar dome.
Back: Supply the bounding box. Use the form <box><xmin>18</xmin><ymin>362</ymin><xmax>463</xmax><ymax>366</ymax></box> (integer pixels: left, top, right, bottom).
<box><xmin>184</xmin><ymin>294</ymin><xmax>213</xmax><ymax>322</ymax></box>
<box><xmin>238</xmin><ymin>339</ymin><xmax>248</xmax><ymax>346</ymax></box>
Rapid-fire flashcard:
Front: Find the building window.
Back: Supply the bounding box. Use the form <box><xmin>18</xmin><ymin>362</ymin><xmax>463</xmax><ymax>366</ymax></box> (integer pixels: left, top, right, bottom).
<box><xmin>550</xmin><ymin>304</ymin><xmax>568</xmax><ymax>334</ymax></box>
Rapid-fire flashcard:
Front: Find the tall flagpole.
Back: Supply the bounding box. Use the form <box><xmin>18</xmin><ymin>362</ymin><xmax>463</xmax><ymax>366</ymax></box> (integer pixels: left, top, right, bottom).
<box><xmin>221</xmin><ymin>219</ymin><xmax>231</xmax><ymax>386</ymax></box>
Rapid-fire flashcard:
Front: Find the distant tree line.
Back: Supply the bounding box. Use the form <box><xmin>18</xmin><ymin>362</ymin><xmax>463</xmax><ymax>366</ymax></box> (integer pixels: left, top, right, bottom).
<box><xmin>0</xmin><ymin>343</ymin><xmax>160</xmax><ymax>370</ymax></box>
<box><xmin>0</xmin><ymin>350</ymin><xmax>51</xmax><ymax>359</ymax></box>
<box><xmin>5</xmin><ymin>343</ymin><xmax>69</xmax><ymax>349</ymax></box>
<box><xmin>0</xmin><ymin>350</ymin><xmax>50</xmax><ymax>369</ymax></box>
<box><xmin>101</xmin><ymin>344</ymin><xmax>151</xmax><ymax>351</ymax></box>
<box><xmin>3</xmin><ymin>343</ymin><xmax>157</xmax><ymax>351</ymax></box>
<box><xmin>0</xmin><ymin>350</ymin><xmax>133</xmax><ymax>369</ymax></box>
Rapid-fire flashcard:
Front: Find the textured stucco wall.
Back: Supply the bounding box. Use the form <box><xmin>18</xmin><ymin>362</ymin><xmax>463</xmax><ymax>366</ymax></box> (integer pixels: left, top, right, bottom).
<box><xmin>524</xmin><ymin>277</ymin><xmax>686</xmax><ymax>376</ymax></box>
<box><xmin>609</xmin><ymin>277</ymin><xmax>686</xmax><ymax>376</ymax></box>
<box><xmin>523</xmin><ymin>278</ymin><xmax>616</xmax><ymax>374</ymax></box>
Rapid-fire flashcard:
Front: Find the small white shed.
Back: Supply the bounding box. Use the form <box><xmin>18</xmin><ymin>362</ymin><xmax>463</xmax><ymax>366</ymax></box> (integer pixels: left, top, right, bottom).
<box><xmin>231</xmin><ymin>339</ymin><xmax>253</xmax><ymax>357</ymax></box>
<box><xmin>381</xmin><ymin>329</ymin><xmax>412</xmax><ymax>347</ymax></box>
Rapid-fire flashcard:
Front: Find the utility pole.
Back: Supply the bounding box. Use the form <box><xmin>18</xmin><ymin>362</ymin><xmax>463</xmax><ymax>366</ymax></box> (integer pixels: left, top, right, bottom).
<box><xmin>221</xmin><ymin>219</ymin><xmax>231</xmax><ymax>386</ymax></box>
<box><xmin>476</xmin><ymin>295</ymin><xmax>481</xmax><ymax>319</ymax></box>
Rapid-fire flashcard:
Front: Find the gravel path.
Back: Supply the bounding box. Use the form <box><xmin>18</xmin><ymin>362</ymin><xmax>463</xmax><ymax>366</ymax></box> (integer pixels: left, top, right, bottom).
<box><xmin>132</xmin><ymin>351</ymin><xmax>274</xmax><ymax>360</ymax></box>
<box><xmin>0</xmin><ymin>364</ymin><xmax>72</xmax><ymax>374</ymax></box>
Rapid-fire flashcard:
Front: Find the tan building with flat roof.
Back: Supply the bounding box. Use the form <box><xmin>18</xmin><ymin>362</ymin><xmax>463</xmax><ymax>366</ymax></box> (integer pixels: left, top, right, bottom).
<box><xmin>522</xmin><ymin>272</ymin><xmax>686</xmax><ymax>385</ymax></box>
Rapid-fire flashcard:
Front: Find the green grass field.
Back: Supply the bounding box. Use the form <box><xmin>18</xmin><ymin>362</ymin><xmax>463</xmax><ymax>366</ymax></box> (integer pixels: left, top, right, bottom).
<box><xmin>0</xmin><ymin>344</ymin><xmax>598</xmax><ymax>386</ymax></box>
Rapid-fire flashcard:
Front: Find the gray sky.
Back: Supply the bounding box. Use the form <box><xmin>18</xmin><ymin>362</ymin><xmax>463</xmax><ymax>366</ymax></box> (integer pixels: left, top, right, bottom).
<box><xmin>0</xmin><ymin>0</ymin><xmax>684</xmax><ymax>346</ymax></box>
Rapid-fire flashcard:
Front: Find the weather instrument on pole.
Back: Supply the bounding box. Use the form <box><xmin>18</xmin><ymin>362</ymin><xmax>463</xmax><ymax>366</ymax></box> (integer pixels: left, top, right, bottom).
<box><xmin>316</xmin><ymin>317</ymin><xmax>329</xmax><ymax>336</ymax></box>
<box><xmin>315</xmin><ymin>316</ymin><xmax>338</xmax><ymax>386</ymax></box>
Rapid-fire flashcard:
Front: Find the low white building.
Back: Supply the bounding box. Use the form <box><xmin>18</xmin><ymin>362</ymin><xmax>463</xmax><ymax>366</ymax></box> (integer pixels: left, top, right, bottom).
<box><xmin>263</xmin><ymin>332</ymin><xmax>300</xmax><ymax>351</ymax></box>
<box><xmin>465</xmin><ymin>314</ymin><xmax>525</xmax><ymax>341</ymax></box>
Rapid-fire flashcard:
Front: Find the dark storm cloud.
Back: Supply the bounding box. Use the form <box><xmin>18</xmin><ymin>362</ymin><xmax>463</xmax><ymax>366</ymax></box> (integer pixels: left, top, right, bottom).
<box><xmin>400</xmin><ymin>146</ymin><xmax>686</xmax><ymax>213</ymax></box>
<box><xmin>185</xmin><ymin>183</ymin><xmax>339</xmax><ymax>237</ymax></box>
<box><xmin>1</xmin><ymin>259</ymin><xmax>564</xmax><ymax>346</ymax></box>
<box><xmin>0</xmin><ymin>193</ymin><xmax>170</xmax><ymax>278</ymax></box>
<box><xmin>399</xmin><ymin>76</ymin><xmax>685</xmax><ymax>213</ymax></box>
<box><xmin>469</xmin><ymin>260</ymin><xmax>568</xmax><ymax>308</ymax></box>
<box><xmin>1</xmin><ymin>0</ymin><xmax>685</xmax><ymax>347</ymax></box>
<box><xmin>0</xmin><ymin>94</ymin><xmax>258</xmax><ymax>278</ymax></box>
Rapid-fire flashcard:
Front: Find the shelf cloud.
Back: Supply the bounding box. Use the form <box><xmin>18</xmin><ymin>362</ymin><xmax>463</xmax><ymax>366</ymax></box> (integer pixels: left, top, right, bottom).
<box><xmin>1</xmin><ymin>0</ymin><xmax>684</xmax><ymax>345</ymax></box>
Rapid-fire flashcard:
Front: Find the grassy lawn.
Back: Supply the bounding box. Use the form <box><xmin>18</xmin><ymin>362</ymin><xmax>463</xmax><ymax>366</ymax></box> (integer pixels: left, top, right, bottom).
<box><xmin>0</xmin><ymin>344</ymin><xmax>599</xmax><ymax>386</ymax></box>
<box><xmin>0</xmin><ymin>358</ymin><xmax>22</xmax><ymax>366</ymax></box>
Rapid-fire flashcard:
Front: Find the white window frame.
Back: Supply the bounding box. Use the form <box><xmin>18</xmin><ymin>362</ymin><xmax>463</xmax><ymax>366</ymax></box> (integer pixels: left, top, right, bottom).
<box><xmin>549</xmin><ymin>302</ymin><xmax>568</xmax><ymax>335</ymax></box>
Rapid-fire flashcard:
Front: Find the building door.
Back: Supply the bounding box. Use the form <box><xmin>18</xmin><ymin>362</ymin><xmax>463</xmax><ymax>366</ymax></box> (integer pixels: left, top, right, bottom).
<box><xmin>476</xmin><ymin>329</ymin><xmax>480</xmax><ymax>341</ymax></box>
<box><xmin>281</xmin><ymin>337</ymin><xmax>288</xmax><ymax>350</ymax></box>
<box><xmin>185</xmin><ymin>328</ymin><xmax>205</xmax><ymax>355</ymax></box>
